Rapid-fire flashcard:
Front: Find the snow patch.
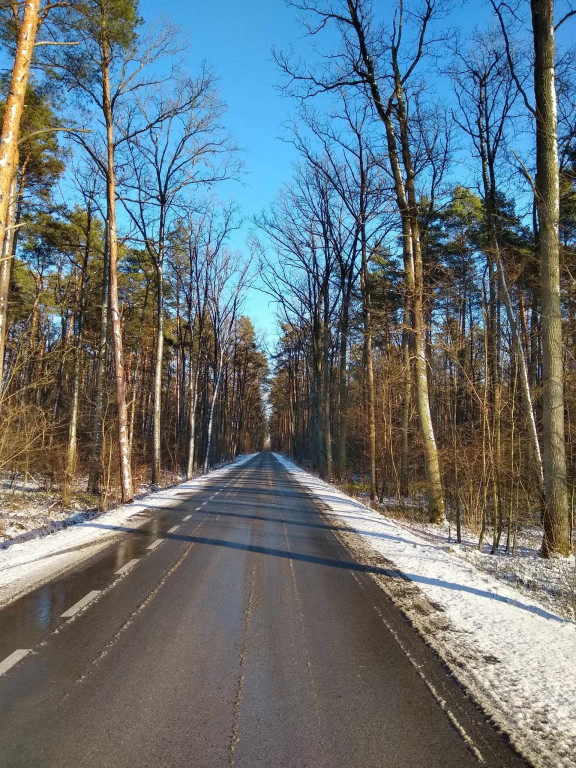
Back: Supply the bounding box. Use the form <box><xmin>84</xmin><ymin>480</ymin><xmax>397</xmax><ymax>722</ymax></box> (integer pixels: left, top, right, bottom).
<box><xmin>274</xmin><ymin>454</ymin><xmax>576</xmax><ymax>768</ymax></box>
<box><xmin>0</xmin><ymin>455</ymin><xmax>256</xmax><ymax>609</ymax></box>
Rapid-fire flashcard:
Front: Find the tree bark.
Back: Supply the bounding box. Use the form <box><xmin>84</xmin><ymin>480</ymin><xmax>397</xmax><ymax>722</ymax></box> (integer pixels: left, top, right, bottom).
<box><xmin>203</xmin><ymin>344</ymin><xmax>225</xmax><ymax>473</ymax></box>
<box><xmin>0</xmin><ymin>0</ymin><xmax>40</xmax><ymax>258</ymax></box>
<box><xmin>152</xmin><ymin>256</ymin><xmax>164</xmax><ymax>485</ymax></box>
<box><xmin>0</xmin><ymin>171</ymin><xmax>17</xmax><ymax>390</ymax></box>
<box><xmin>531</xmin><ymin>0</ymin><xmax>569</xmax><ymax>556</ymax></box>
<box><xmin>88</xmin><ymin>228</ymin><xmax>109</xmax><ymax>496</ymax></box>
<box><xmin>186</xmin><ymin>354</ymin><xmax>200</xmax><ymax>479</ymax></box>
<box><xmin>64</xmin><ymin>211</ymin><xmax>92</xmax><ymax>505</ymax></box>
<box><xmin>102</xmin><ymin>33</ymin><xmax>133</xmax><ymax>503</ymax></box>
<box><xmin>361</xmin><ymin>229</ymin><xmax>376</xmax><ymax>500</ymax></box>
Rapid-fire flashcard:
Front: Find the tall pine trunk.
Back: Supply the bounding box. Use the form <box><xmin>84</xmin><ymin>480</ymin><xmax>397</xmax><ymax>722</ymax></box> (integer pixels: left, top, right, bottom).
<box><xmin>0</xmin><ymin>0</ymin><xmax>40</xmax><ymax>255</ymax></box>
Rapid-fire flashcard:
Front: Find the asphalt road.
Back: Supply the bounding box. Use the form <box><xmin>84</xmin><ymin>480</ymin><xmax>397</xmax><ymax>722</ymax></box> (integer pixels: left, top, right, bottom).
<box><xmin>0</xmin><ymin>452</ymin><xmax>527</xmax><ymax>767</ymax></box>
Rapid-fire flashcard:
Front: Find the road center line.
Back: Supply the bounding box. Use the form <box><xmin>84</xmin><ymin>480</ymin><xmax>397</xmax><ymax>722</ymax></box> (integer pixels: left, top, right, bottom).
<box><xmin>183</xmin><ymin>515</ymin><xmax>191</xmax><ymax>521</ymax></box>
<box><xmin>147</xmin><ymin>539</ymin><xmax>163</xmax><ymax>551</ymax></box>
<box><xmin>115</xmin><ymin>559</ymin><xmax>139</xmax><ymax>575</ymax></box>
<box><xmin>167</xmin><ymin>525</ymin><xmax>180</xmax><ymax>533</ymax></box>
<box><xmin>195</xmin><ymin>506</ymin><xmax>202</xmax><ymax>511</ymax></box>
<box><xmin>0</xmin><ymin>649</ymin><xmax>31</xmax><ymax>677</ymax></box>
<box><xmin>61</xmin><ymin>590</ymin><xmax>102</xmax><ymax>618</ymax></box>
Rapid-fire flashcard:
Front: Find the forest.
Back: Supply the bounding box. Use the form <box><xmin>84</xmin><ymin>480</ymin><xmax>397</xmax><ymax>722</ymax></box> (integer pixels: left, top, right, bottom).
<box><xmin>264</xmin><ymin>0</ymin><xmax>576</xmax><ymax>560</ymax></box>
<box><xmin>0</xmin><ymin>0</ymin><xmax>268</xmax><ymax>520</ymax></box>
<box><xmin>0</xmin><ymin>0</ymin><xmax>575</xmax><ymax>562</ymax></box>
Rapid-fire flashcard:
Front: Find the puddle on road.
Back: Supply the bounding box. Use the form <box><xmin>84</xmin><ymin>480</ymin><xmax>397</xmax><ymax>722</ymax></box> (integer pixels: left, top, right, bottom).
<box><xmin>0</xmin><ymin>514</ymin><xmax>177</xmax><ymax>659</ymax></box>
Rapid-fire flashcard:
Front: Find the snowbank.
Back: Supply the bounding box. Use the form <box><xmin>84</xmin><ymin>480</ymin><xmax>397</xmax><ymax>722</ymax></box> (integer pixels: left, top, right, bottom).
<box><xmin>0</xmin><ymin>455</ymin><xmax>256</xmax><ymax>609</ymax></box>
<box><xmin>274</xmin><ymin>454</ymin><xmax>576</xmax><ymax>768</ymax></box>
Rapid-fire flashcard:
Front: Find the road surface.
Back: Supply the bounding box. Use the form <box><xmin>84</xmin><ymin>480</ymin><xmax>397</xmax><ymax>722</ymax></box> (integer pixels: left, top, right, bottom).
<box><xmin>0</xmin><ymin>452</ymin><xmax>526</xmax><ymax>767</ymax></box>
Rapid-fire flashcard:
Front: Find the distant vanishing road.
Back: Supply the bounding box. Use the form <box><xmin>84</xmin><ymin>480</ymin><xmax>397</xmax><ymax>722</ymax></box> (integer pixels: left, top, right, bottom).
<box><xmin>0</xmin><ymin>452</ymin><xmax>527</xmax><ymax>767</ymax></box>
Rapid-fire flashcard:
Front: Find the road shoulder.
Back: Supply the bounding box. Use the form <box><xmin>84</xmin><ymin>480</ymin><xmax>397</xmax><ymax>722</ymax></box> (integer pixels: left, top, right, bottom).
<box><xmin>273</xmin><ymin>453</ymin><xmax>576</xmax><ymax>768</ymax></box>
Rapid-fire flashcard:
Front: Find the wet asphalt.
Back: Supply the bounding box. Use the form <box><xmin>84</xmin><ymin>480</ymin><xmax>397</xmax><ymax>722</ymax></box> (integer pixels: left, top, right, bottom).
<box><xmin>0</xmin><ymin>452</ymin><xmax>528</xmax><ymax>767</ymax></box>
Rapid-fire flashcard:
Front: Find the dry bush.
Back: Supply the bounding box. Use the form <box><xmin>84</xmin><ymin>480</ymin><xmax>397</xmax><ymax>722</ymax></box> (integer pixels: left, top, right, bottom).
<box><xmin>0</xmin><ymin>399</ymin><xmax>52</xmax><ymax>479</ymax></box>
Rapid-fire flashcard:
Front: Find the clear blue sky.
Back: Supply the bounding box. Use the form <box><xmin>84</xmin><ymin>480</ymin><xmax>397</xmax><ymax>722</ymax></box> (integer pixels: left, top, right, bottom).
<box><xmin>136</xmin><ymin>0</ymin><xmax>492</xmax><ymax>350</ymax></box>
<box><xmin>136</xmin><ymin>0</ymin><xmax>575</xmax><ymax>352</ymax></box>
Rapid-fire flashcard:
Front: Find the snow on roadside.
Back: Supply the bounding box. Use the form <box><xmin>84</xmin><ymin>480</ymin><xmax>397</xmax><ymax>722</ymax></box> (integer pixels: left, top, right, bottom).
<box><xmin>0</xmin><ymin>454</ymin><xmax>256</xmax><ymax>609</ymax></box>
<box><xmin>274</xmin><ymin>454</ymin><xmax>576</xmax><ymax>768</ymax></box>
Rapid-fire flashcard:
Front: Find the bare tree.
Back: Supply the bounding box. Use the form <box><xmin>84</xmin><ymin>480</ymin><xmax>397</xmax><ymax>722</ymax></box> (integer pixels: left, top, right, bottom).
<box><xmin>277</xmin><ymin>0</ymin><xmax>447</xmax><ymax>520</ymax></box>
<box><xmin>53</xmin><ymin>5</ymin><xmax>184</xmax><ymax>501</ymax></box>
<box><xmin>491</xmin><ymin>0</ymin><xmax>573</xmax><ymax>555</ymax></box>
<box><xmin>121</xmin><ymin>72</ymin><xmax>239</xmax><ymax>484</ymax></box>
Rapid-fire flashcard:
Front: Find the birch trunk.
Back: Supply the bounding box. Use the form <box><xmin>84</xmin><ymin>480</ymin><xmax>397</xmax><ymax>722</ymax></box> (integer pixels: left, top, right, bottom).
<box><xmin>203</xmin><ymin>345</ymin><xmax>225</xmax><ymax>473</ymax></box>
<box><xmin>0</xmin><ymin>172</ymin><xmax>17</xmax><ymax>389</ymax></box>
<box><xmin>102</xmin><ymin>34</ymin><xmax>133</xmax><ymax>503</ymax></box>
<box><xmin>186</xmin><ymin>356</ymin><xmax>200</xmax><ymax>479</ymax></box>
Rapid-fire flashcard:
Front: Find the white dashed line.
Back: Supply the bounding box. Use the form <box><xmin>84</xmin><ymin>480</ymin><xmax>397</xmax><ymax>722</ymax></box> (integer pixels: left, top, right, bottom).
<box><xmin>61</xmin><ymin>590</ymin><xmax>102</xmax><ymax>618</ymax></box>
<box><xmin>183</xmin><ymin>515</ymin><xmax>191</xmax><ymax>521</ymax></box>
<box><xmin>147</xmin><ymin>539</ymin><xmax>162</xmax><ymax>551</ymax></box>
<box><xmin>115</xmin><ymin>559</ymin><xmax>139</xmax><ymax>575</ymax></box>
<box><xmin>0</xmin><ymin>649</ymin><xmax>30</xmax><ymax>677</ymax></box>
<box><xmin>195</xmin><ymin>506</ymin><xmax>202</xmax><ymax>511</ymax></box>
<box><xmin>167</xmin><ymin>525</ymin><xmax>180</xmax><ymax>533</ymax></box>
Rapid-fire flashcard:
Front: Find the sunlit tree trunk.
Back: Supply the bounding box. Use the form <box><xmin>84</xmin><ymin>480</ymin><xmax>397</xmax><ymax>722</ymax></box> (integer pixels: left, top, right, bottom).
<box><xmin>204</xmin><ymin>343</ymin><xmax>225</xmax><ymax>473</ymax></box>
<box><xmin>360</xmin><ymin>226</ymin><xmax>376</xmax><ymax>500</ymax></box>
<box><xmin>0</xmin><ymin>171</ymin><xmax>17</xmax><ymax>390</ymax></box>
<box><xmin>88</xmin><ymin>229</ymin><xmax>109</xmax><ymax>496</ymax></box>
<box><xmin>531</xmin><ymin>0</ymin><xmax>569</xmax><ymax>556</ymax></box>
<box><xmin>0</xmin><ymin>0</ymin><xmax>40</xmax><ymax>257</ymax></box>
<box><xmin>102</xmin><ymin>33</ymin><xmax>133</xmax><ymax>502</ymax></box>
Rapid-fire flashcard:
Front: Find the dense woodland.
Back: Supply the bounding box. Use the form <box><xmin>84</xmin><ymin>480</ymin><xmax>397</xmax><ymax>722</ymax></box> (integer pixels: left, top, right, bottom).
<box><xmin>0</xmin><ymin>0</ymin><xmax>267</xmax><ymax>511</ymax></box>
<box><xmin>265</xmin><ymin>0</ymin><xmax>576</xmax><ymax>559</ymax></box>
<box><xmin>0</xmin><ymin>0</ymin><xmax>575</xmax><ymax>560</ymax></box>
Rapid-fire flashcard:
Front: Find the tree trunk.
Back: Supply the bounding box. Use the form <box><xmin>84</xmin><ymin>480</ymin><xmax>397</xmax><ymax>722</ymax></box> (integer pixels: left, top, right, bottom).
<box><xmin>531</xmin><ymin>0</ymin><xmax>569</xmax><ymax>556</ymax></box>
<box><xmin>337</xmin><ymin>289</ymin><xmax>350</xmax><ymax>479</ymax></box>
<box><xmin>204</xmin><ymin>346</ymin><xmax>225</xmax><ymax>473</ymax></box>
<box><xmin>361</xmin><ymin>235</ymin><xmax>377</xmax><ymax>500</ymax></box>
<box><xmin>385</xmin><ymin>99</ymin><xmax>445</xmax><ymax>522</ymax></box>
<box><xmin>102</xmin><ymin>37</ymin><xmax>133</xmax><ymax>503</ymax></box>
<box><xmin>0</xmin><ymin>0</ymin><xmax>40</xmax><ymax>257</ymax></box>
<box><xmin>88</xmin><ymin>229</ymin><xmax>109</xmax><ymax>495</ymax></box>
<box><xmin>186</xmin><ymin>358</ymin><xmax>200</xmax><ymax>479</ymax></box>
<box><xmin>152</xmin><ymin>258</ymin><xmax>164</xmax><ymax>485</ymax></box>
<box><xmin>322</xmin><ymin>286</ymin><xmax>333</xmax><ymax>480</ymax></box>
<box><xmin>0</xmin><ymin>171</ymin><xmax>17</xmax><ymax>390</ymax></box>
<box><xmin>64</xmin><ymin>212</ymin><xmax>91</xmax><ymax>505</ymax></box>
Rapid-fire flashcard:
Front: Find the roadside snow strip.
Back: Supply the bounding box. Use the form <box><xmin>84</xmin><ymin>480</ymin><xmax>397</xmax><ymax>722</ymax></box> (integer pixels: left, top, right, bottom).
<box><xmin>273</xmin><ymin>454</ymin><xmax>576</xmax><ymax>768</ymax></box>
<box><xmin>0</xmin><ymin>455</ymin><xmax>256</xmax><ymax>610</ymax></box>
